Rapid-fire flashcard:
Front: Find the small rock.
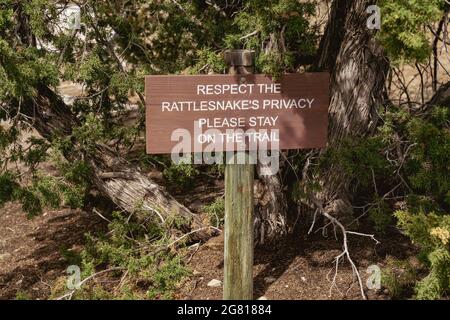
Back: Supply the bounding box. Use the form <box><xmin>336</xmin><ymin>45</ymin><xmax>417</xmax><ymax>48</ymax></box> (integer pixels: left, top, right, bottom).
<box><xmin>301</xmin><ymin>276</ymin><xmax>307</xmax><ymax>282</ymax></box>
<box><xmin>193</xmin><ymin>270</ymin><xmax>201</xmax><ymax>276</ymax></box>
<box><xmin>207</xmin><ymin>279</ymin><xmax>222</xmax><ymax>288</ymax></box>
<box><xmin>258</xmin><ymin>296</ymin><xmax>268</xmax><ymax>300</ymax></box>
<box><xmin>264</xmin><ymin>276</ymin><xmax>276</xmax><ymax>284</ymax></box>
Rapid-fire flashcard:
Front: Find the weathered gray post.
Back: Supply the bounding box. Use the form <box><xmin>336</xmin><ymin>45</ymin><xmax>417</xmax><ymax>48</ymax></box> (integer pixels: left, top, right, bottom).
<box><xmin>223</xmin><ymin>49</ymin><xmax>255</xmax><ymax>300</ymax></box>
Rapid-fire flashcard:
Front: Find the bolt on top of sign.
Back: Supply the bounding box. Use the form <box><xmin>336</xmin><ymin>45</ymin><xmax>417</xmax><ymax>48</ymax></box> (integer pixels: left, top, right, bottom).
<box><xmin>145</xmin><ymin>73</ymin><xmax>329</xmax><ymax>154</ymax></box>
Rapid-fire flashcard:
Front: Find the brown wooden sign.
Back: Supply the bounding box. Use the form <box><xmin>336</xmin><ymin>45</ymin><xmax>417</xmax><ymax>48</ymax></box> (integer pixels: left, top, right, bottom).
<box><xmin>145</xmin><ymin>73</ymin><xmax>330</xmax><ymax>154</ymax></box>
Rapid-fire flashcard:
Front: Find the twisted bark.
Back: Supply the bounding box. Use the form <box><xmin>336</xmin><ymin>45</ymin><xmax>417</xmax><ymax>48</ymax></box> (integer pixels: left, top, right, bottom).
<box><xmin>26</xmin><ymin>85</ymin><xmax>209</xmax><ymax>238</ymax></box>
<box><xmin>254</xmin><ymin>166</ymin><xmax>288</xmax><ymax>245</ymax></box>
<box><xmin>6</xmin><ymin>1</ymin><xmax>208</xmax><ymax>239</ymax></box>
<box><xmin>309</xmin><ymin>0</ymin><xmax>389</xmax><ymax>220</ymax></box>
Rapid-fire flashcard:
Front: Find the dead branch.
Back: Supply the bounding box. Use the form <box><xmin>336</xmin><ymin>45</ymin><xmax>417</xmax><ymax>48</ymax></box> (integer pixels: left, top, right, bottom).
<box><xmin>56</xmin><ymin>267</ymin><xmax>126</xmax><ymax>300</ymax></box>
<box><xmin>310</xmin><ymin>195</ymin><xmax>379</xmax><ymax>300</ymax></box>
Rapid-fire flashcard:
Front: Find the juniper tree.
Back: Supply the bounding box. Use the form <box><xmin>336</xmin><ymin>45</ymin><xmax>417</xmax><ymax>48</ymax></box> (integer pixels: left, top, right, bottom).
<box><xmin>0</xmin><ymin>0</ymin><xmax>449</xmax><ymax>299</ymax></box>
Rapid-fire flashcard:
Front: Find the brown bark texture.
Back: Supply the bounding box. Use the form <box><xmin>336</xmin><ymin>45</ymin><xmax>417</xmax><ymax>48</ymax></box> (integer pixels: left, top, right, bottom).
<box><xmin>24</xmin><ymin>85</ymin><xmax>209</xmax><ymax>239</ymax></box>
<box><xmin>310</xmin><ymin>0</ymin><xmax>389</xmax><ymax>219</ymax></box>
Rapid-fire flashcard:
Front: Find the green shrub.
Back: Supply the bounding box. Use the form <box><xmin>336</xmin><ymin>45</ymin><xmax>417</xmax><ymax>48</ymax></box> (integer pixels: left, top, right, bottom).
<box><xmin>147</xmin><ymin>256</ymin><xmax>189</xmax><ymax>299</ymax></box>
<box><xmin>382</xmin><ymin>257</ymin><xmax>417</xmax><ymax>299</ymax></box>
<box><xmin>321</xmin><ymin>135</ymin><xmax>391</xmax><ymax>189</ymax></box>
<box><xmin>379</xmin><ymin>0</ymin><xmax>443</xmax><ymax>62</ymax></box>
<box><xmin>163</xmin><ymin>162</ymin><xmax>199</xmax><ymax>190</ymax></box>
<box><xmin>415</xmin><ymin>248</ymin><xmax>450</xmax><ymax>299</ymax></box>
<box><xmin>203</xmin><ymin>197</ymin><xmax>225</xmax><ymax>227</ymax></box>
<box><xmin>394</xmin><ymin>210</ymin><xmax>450</xmax><ymax>299</ymax></box>
<box><xmin>322</xmin><ymin>105</ymin><xmax>449</xmax><ymax>299</ymax></box>
<box><xmin>56</xmin><ymin>210</ymin><xmax>190</xmax><ymax>300</ymax></box>
<box><xmin>0</xmin><ymin>143</ymin><xmax>89</xmax><ymax>217</ymax></box>
<box><xmin>0</xmin><ymin>171</ymin><xmax>20</xmax><ymax>206</ymax></box>
<box><xmin>368</xmin><ymin>203</ymin><xmax>393</xmax><ymax>233</ymax></box>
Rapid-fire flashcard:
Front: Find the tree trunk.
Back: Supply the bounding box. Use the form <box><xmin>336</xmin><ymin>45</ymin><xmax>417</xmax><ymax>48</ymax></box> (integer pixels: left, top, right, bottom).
<box><xmin>25</xmin><ymin>85</ymin><xmax>209</xmax><ymax>239</ymax></box>
<box><xmin>254</xmin><ymin>166</ymin><xmax>288</xmax><ymax>245</ymax></box>
<box><xmin>251</xmin><ymin>31</ymin><xmax>290</xmax><ymax>246</ymax></box>
<box><xmin>428</xmin><ymin>81</ymin><xmax>450</xmax><ymax>107</ymax></box>
<box><xmin>307</xmin><ymin>0</ymin><xmax>389</xmax><ymax>220</ymax></box>
<box><xmin>224</xmin><ymin>50</ymin><xmax>288</xmax><ymax>246</ymax></box>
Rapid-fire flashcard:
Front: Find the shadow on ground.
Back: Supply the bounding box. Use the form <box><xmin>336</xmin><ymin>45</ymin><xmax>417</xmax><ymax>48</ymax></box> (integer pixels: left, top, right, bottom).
<box><xmin>0</xmin><ymin>204</ymin><xmax>107</xmax><ymax>300</ymax></box>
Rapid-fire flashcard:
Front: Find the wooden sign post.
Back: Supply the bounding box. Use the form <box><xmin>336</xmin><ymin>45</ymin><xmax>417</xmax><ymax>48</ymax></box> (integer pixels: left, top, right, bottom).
<box><xmin>145</xmin><ymin>57</ymin><xmax>330</xmax><ymax>301</ymax></box>
<box><xmin>223</xmin><ymin>50</ymin><xmax>255</xmax><ymax>300</ymax></box>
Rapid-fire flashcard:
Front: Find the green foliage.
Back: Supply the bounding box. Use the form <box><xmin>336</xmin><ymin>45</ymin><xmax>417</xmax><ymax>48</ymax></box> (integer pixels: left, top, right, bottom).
<box><xmin>404</xmin><ymin>115</ymin><xmax>449</xmax><ymax>199</ymax></box>
<box><xmin>187</xmin><ymin>49</ymin><xmax>227</xmax><ymax>74</ymax></box>
<box><xmin>395</xmin><ymin>210</ymin><xmax>447</xmax><ymax>251</ymax></box>
<box><xmin>0</xmin><ymin>126</ymin><xmax>19</xmax><ymax>153</ymax></box>
<box><xmin>257</xmin><ymin>52</ymin><xmax>295</xmax><ymax>80</ymax></box>
<box><xmin>147</xmin><ymin>256</ymin><xmax>189</xmax><ymax>300</ymax></box>
<box><xmin>18</xmin><ymin>188</ymin><xmax>42</xmax><ymax>217</ymax></box>
<box><xmin>203</xmin><ymin>197</ymin><xmax>225</xmax><ymax>227</ymax></box>
<box><xmin>379</xmin><ymin>0</ymin><xmax>444</xmax><ymax>62</ymax></box>
<box><xmin>322</xmin><ymin>135</ymin><xmax>391</xmax><ymax>188</ymax></box>
<box><xmin>20</xmin><ymin>173</ymin><xmax>86</xmax><ymax>217</ymax></box>
<box><xmin>415</xmin><ymin>248</ymin><xmax>450</xmax><ymax>299</ymax></box>
<box><xmin>0</xmin><ymin>147</ymin><xmax>88</xmax><ymax>217</ymax></box>
<box><xmin>0</xmin><ymin>135</ymin><xmax>90</xmax><ymax>217</ymax></box>
<box><xmin>228</xmin><ymin>0</ymin><xmax>317</xmax><ymax>76</ymax></box>
<box><xmin>72</xmin><ymin>113</ymin><xmax>105</xmax><ymax>152</ymax></box>
<box><xmin>394</xmin><ymin>210</ymin><xmax>450</xmax><ymax>299</ymax></box>
<box><xmin>14</xmin><ymin>291</ymin><xmax>31</xmax><ymax>300</ymax></box>
<box><xmin>382</xmin><ymin>257</ymin><xmax>417</xmax><ymax>299</ymax></box>
<box><xmin>360</xmin><ymin>106</ymin><xmax>449</xmax><ymax>299</ymax></box>
<box><xmin>163</xmin><ymin>162</ymin><xmax>199</xmax><ymax>191</ymax></box>
<box><xmin>319</xmin><ymin>104</ymin><xmax>449</xmax><ymax>299</ymax></box>
<box><xmin>368</xmin><ymin>201</ymin><xmax>393</xmax><ymax>233</ymax></box>
<box><xmin>0</xmin><ymin>171</ymin><xmax>20</xmax><ymax>206</ymax></box>
<box><xmin>378</xmin><ymin>105</ymin><xmax>450</xmax><ymax>204</ymax></box>
<box><xmin>0</xmin><ymin>39</ymin><xmax>59</xmax><ymax>98</ymax></box>
<box><xmin>21</xmin><ymin>137</ymin><xmax>49</xmax><ymax>168</ymax></box>
<box><xmin>58</xmin><ymin>211</ymin><xmax>190</xmax><ymax>300</ymax></box>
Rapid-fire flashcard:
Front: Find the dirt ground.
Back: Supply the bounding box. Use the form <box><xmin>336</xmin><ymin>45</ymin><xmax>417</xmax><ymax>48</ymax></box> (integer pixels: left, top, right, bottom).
<box><xmin>0</xmin><ymin>192</ymin><xmax>415</xmax><ymax>300</ymax></box>
<box><xmin>175</xmin><ymin>229</ymin><xmax>418</xmax><ymax>300</ymax></box>
<box><xmin>0</xmin><ymin>204</ymin><xmax>106</xmax><ymax>300</ymax></box>
<box><xmin>0</xmin><ymin>196</ymin><xmax>419</xmax><ymax>300</ymax></box>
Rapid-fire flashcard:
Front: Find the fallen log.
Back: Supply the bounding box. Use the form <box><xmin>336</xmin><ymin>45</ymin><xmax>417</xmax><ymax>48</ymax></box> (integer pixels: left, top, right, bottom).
<box><xmin>25</xmin><ymin>84</ymin><xmax>209</xmax><ymax>239</ymax></box>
